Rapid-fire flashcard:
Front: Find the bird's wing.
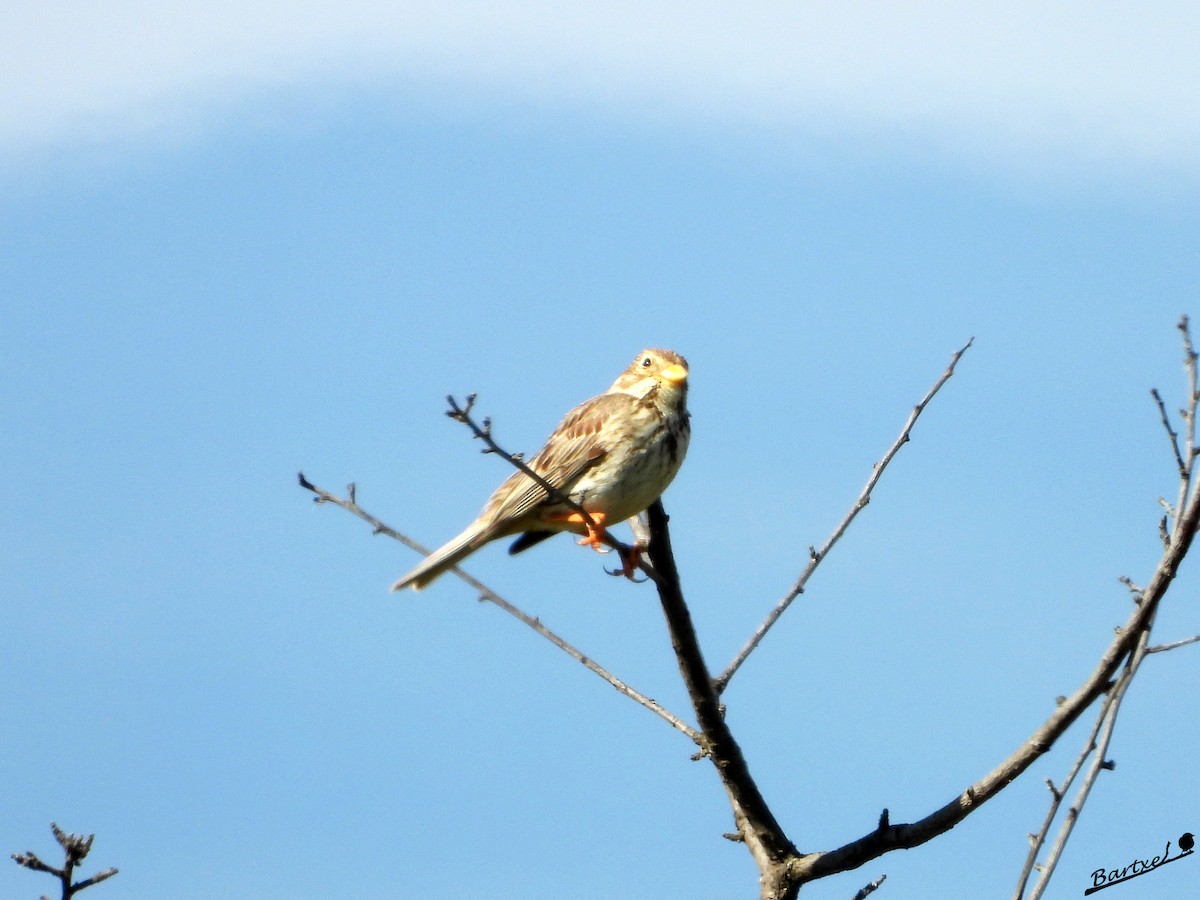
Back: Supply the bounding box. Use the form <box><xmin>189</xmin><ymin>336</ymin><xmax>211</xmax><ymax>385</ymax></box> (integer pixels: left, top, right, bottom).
<box><xmin>480</xmin><ymin>392</ymin><xmax>632</xmax><ymax>526</ymax></box>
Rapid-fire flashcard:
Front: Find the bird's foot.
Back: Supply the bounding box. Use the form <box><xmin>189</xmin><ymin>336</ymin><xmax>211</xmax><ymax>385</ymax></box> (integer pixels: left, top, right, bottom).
<box><xmin>565</xmin><ymin>511</ymin><xmax>610</xmax><ymax>553</ymax></box>
<box><xmin>608</xmin><ymin>542</ymin><xmax>645</xmax><ymax>580</ymax></box>
<box><xmin>609</xmin><ymin>542</ymin><xmax>648</xmax><ymax>585</ymax></box>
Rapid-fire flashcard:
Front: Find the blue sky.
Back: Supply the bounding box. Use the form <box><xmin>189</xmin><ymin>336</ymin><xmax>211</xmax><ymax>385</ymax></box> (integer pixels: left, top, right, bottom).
<box><xmin>4</xmin><ymin>4</ymin><xmax>1199</xmax><ymax>898</ymax></box>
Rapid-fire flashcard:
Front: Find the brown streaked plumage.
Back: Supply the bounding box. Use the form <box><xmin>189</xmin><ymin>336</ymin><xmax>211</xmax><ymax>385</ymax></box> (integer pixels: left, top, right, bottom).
<box><xmin>391</xmin><ymin>348</ymin><xmax>691</xmax><ymax>591</ymax></box>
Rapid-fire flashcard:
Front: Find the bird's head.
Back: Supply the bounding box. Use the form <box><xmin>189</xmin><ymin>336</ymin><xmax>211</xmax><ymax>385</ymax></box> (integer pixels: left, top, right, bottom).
<box><xmin>609</xmin><ymin>348</ymin><xmax>689</xmax><ymax>406</ymax></box>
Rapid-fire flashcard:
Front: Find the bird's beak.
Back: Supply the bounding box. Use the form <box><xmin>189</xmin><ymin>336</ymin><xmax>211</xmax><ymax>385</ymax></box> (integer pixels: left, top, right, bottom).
<box><xmin>660</xmin><ymin>364</ymin><xmax>688</xmax><ymax>384</ymax></box>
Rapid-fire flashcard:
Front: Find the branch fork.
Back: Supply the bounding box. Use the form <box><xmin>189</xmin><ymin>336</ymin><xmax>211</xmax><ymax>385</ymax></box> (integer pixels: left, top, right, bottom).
<box><xmin>12</xmin><ymin>823</ymin><xmax>117</xmax><ymax>898</ymax></box>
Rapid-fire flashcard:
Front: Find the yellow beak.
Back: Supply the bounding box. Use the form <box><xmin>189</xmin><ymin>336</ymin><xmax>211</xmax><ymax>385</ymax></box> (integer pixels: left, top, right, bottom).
<box><xmin>660</xmin><ymin>363</ymin><xmax>688</xmax><ymax>384</ymax></box>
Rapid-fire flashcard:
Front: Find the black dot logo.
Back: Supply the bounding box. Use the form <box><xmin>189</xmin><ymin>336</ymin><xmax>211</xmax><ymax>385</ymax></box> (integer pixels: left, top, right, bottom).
<box><xmin>1181</xmin><ymin>832</ymin><xmax>1195</xmax><ymax>852</ymax></box>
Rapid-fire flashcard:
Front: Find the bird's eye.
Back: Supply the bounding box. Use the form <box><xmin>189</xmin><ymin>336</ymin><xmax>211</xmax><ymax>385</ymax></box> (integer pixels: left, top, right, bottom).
<box><xmin>641</xmin><ymin>356</ymin><xmax>652</xmax><ymax>368</ymax></box>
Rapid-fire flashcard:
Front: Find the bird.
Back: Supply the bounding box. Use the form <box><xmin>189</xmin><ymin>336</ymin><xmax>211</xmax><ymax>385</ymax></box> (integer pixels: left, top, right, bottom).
<box><xmin>391</xmin><ymin>348</ymin><xmax>691</xmax><ymax>591</ymax></box>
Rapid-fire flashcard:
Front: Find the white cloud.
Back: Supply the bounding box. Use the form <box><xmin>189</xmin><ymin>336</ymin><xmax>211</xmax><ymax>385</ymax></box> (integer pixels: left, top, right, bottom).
<box><xmin>3</xmin><ymin>1</ymin><xmax>1198</xmax><ymax>178</ymax></box>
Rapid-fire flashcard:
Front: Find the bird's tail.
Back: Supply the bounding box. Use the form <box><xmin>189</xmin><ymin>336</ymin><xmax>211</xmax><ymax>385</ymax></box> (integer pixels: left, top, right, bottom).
<box><xmin>390</xmin><ymin>521</ymin><xmax>492</xmax><ymax>592</ymax></box>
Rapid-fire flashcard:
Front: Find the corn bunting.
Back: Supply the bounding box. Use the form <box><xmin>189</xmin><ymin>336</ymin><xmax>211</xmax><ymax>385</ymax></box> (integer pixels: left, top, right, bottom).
<box><xmin>391</xmin><ymin>348</ymin><xmax>690</xmax><ymax>591</ymax></box>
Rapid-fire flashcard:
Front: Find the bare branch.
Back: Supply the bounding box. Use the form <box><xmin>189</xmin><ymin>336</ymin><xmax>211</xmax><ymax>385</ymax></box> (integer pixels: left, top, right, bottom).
<box><xmin>1016</xmin><ymin>315</ymin><xmax>1200</xmax><ymax>897</ymax></box>
<box><xmin>1147</xmin><ymin>633</ymin><xmax>1200</xmax><ymax>653</ymax></box>
<box><xmin>852</xmin><ymin>874</ymin><xmax>887</xmax><ymax>900</ymax></box>
<box><xmin>1151</xmin><ymin>388</ymin><xmax>1187</xmax><ymax>479</ymax></box>
<box><xmin>795</xmin><ymin>317</ymin><xmax>1200</xmax><ymax>885</ymax></box>
<box><xmin>643</xmin><ymin>501</ymin><xmax>798</xmax><ymax>900</ymax></box>
<box><xmin>12</xmin><ymin>824</ymin><xmax>117</xmax><ymax>898</ymax></box>
<box><xmin>303</xmin><ymin>318</ymin><xmax>1199</xmax><ymax>898</ymax></box>
<box><xmin>1172</xmin><ymin>314</ymin><xmax>1198</xmax><ymax>520</ymax></box>
<box><xmin>299</xmin><ymin>471</ymin><xmax>429</xmax><ymax>557</ymax></box>
<box><xmin>793</xmin><ymin>429</ymin><xmax>1200</xmax><ymax>882</ymax></box>
<box><xmin>471</xmin><ymin>581</ymin><xmax>699</xmax><ymax>741</ymax></box>
<box><xmin>297</xmin><ymin>474</ymin><xmax>695</xmax><ymax>740</ymax></box>
<box><xmin>1013</xmin><ymin>629</ymin><xmax>1145</xmax><ymax>898</ymax></box>
<box><xmin>1013</xmin><ymin>752</ymin><xmax>1093</xmax><ymax>898</ymax></box>
<box><xmin>714</xmin><ymin>337</ymin><xmax>974</xmax><ymax>694</ymax></box>
<box><xmin>71</xmin><ymin>870</ymin><xmax>119</xmax><ymax>892</ymax></box>
<box><xmin>11</xmin><ymin>851</ymin><xmax>56</xmax><ymax>875</ymax></box>
<box><xmin>1025</xmin><ymin>625</ymin><xmax>1153</xmax><ymax>899</ymax></box>
<box><xmin>1117</xmin><ymin>575</ymin><xmax>1144</xmax><ymax>603</ymax></box>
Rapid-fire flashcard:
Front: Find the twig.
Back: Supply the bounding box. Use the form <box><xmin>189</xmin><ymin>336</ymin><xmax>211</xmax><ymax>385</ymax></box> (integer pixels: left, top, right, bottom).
<box><xmin>298</xmin><ymin>473</ymin><xmax>695</xmax><ymax>740</ymax></box>
<box><xmin>299</xmin><ymin>472</ymin><xmax>428</xmax><ymax>555</ymax></box>
<box><xmin>1025</xmin><ymin>625</ymin><xmax>1153</xmax><ymax>900</ymax></box>
<box><xmin>793</xmin><ymin>495</ymin><xmax>1192</xmax><ymax>881</ymax></box>
<box><xmin>1151</xmin><ymin>388</ymin><xmax>1186</xmax><ymax>479</ymax></box>
<box><xmin>473</xmin><ymin>580</ymin><xmax>698</xmax><ymax>742</ymax></box>
<box><xmin>713</xmin><ymin>337</ymin><xmax>974</xmax><ymax>694</ymax></box>
<box><xmin>796</xmin><ymin>396</ymin><xmax>1200</xmax><ymax>888</ymax></box>
<box><xmin>851</xmin><ymin>874</ymin><xmax>887</xmax><ymax>900</ymax></box>
<box><xmin>1171</xmin><ymin>315</ymin><xmax>1199</xmax><ymax>527</ymax></box>
<box><xmin>1018</xmin><ymin>315</ymin><xmax>1200</xmax><ymax>897</ymax></box>
<box><xmin>793</xmin><ymin>321</ymin><xmax>1200</xmax><ymax>883</ymax></box>
<box><xmin>445</xmin><ymin>393</ymin><xmax>605</xmax><ymax>538</ymax></box>
<box><xmin>1013</xmin><ymin>780</ymin><xmax>1062</xmax><ymax>900</ymax></box>
<box><xmin>1147</xmin><ymin>633</ymin><xmax>1200</xmax><ymax>653</ymax></box>
<box><xmin>12</xmin><ymin>824</ymin><xmax>117</xmax><ymax>898</ymax></box>
<box><xmin>1012</xmin><ymin>643</ymin><xmax>1135</xmax><ymax>898</ymax></box>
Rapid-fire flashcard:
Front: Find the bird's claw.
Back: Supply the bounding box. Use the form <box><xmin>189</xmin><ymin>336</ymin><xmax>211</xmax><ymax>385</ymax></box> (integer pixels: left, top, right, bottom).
<box><xmin>604</xmin><ymin>543</ymin><xmax>646</xmax><ymax>581</ymax></box>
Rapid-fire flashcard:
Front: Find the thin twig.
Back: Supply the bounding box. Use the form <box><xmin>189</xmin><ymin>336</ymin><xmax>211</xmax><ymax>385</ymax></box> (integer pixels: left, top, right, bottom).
<box><xmin>1147</xmin><ymin>633</ymin><xmax>1200</xmax><ymax>653</ymax></box>
<box><xmin>445</xmin><ymin>393</ymin><xmax>604</xmax><ymax>536</ymax></box>
<box><xmin>473</xmin><ymin>581</ymin><xmax>698</xmax><ymax>742</ymax></box>
<box><xmin>298</xmin><ymin>473</ymin><xmax>696</xmax><ymax>740</ymax></box>
<box><xmin>795</xmin><ymin>350</ymin><xmax>1200</xmax><ymax>883</ymax></box>
<box><xmin>1018</xmin><ymin>316</ymin><xmax>1200</xmax><ymax>898</ymax></box>
<box><xmin>794</xmin><ymin>509</ymin><xmax>1190</xmax><ymax>881</ymax></box>
<box><xmin>1026</xmin><ymin>625</ymin><xmax>1153</xmax><ymax>899</ymax></box>
<box><xmin>713</xmin><ymin>337</ymin><xmax>974</xmax><ymax>694</ymax></box>
<box><xmin>299</xmin><ymin>473</ymin><xmax>428</xmax><ymax>555</ymax></box>
<box><xmin>1020</xmin><ymin>316</ymin><xmax>1200</xmax><ymax>895</ymax></box>
<box><xmin>71</xmin><ymin>870</ymin><xmax>120</xmax><ymax>893</ymax></box>
<box><xmin>794</xmin><ymin>318</ymin><xmax>1200</xmax><ymax>886</ymax></box>
<box><xmin>1013</xmin><ymin>661</ymin><xmax>1126</xmax><ymax>898</ymax></box>
<box><xmin>851</xmin><ymin>874</ymin><xmax>887</xmax><ymax>900</ymax></box>
<box><xmin>1172</xmin><ymin>315</ymin><xmax>1198</xmax><ymax>525</ymax></box>
<box><xmin>11</xmin><ymin>850</ymin><xmax>55</xmax><ymax>874</ymax></box>
<box><xmin>1151</xmin><ymin>388</ymin><xmax>1187</xmax><ymax>479</ymax></box>
<box><xmin>1012</xmin><ymin>780</ymin><xmax>1061</xmax><ymax>900</ymax></box>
